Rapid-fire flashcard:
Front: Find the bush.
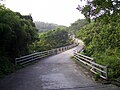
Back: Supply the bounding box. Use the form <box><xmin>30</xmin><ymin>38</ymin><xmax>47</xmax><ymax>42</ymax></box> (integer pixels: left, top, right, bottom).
<box><xmin>76</xmin><ymin>15</ymin><xmax>120</xmax><ymax>80</ymax></box>
<box><xmin>0</xmin><ymin>57</ymin><xmax>15</xmax><ymax>76</ymax></box>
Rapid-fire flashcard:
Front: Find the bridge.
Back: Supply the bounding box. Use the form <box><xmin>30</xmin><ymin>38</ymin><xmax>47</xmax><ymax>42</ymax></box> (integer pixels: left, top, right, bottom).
<box><xmin>0</xmin><ymin>45</ymin><xmax>120</xmax><ymax>90</ymax></box>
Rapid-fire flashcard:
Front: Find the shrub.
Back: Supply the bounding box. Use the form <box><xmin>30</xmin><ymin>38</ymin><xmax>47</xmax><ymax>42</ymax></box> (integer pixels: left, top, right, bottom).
<box><xmin>0</xmin><ymin>57</ymin><xmax>15</xmax><ymax>76</ymax></box>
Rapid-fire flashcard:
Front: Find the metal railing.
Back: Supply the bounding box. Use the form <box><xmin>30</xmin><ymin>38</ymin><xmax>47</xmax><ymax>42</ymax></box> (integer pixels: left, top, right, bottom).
<box><xmin>73</xmin><ymin>52</ymin><xmax>108</xmax><ymax>80</ymax></box>
<box><xmin>15</xmin><ymin>44</ymin><xmax>77</xmax><ymax>65</ymax></box>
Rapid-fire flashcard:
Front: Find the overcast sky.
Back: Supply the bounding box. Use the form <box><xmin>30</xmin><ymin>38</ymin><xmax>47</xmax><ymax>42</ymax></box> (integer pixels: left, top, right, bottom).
<box><xmin>5</xmin><ymin>0</ymin><xmax>85</xmax><ymax>26</ymax></box>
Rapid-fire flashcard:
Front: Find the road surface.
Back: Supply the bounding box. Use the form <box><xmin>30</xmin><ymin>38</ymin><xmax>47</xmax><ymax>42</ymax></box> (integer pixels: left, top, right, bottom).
<box><xmin>0</xmin><ymin>46</ymin><xmax>119</xmax><ymax>90</ymax></box>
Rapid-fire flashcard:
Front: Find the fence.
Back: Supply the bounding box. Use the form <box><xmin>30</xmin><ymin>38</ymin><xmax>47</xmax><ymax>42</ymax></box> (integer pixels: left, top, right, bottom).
<box><xmin>15</xmin><ymin>44</ymin><xmax>77</xmax><ymax>65</ymax></box>
<box><xmin>73</xmin><ymin>52</ymin><xmax>108</xmax><ymax>80</ymax></box>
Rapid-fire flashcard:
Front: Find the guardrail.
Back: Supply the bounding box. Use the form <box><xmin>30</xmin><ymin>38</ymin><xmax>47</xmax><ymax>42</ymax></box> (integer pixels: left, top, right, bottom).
<box><xmin>73</xmin><ymin>52</ymin><xmax>108</xmax><ymax>80</ymax></box>
<box><xmin>15</xmin><ymin>44</ymin><xmax>77</xmax><ymax>65</ymax></box>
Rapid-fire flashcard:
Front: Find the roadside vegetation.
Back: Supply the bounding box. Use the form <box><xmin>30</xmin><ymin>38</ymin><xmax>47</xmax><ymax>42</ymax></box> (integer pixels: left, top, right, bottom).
<box><xmin>0</xmin><ymin>5</ymin><xmax>39</xmax><ymax>77</ymax></box>
<box><xmin>33</xmin><ymin>28</ymin><xmax>73</xmax><ymax>52</ymax></box>
<box><xmin>0</xmin><ymin>5</ymin><xmax>72</xmax><ymax>78</ymax></box>
<box><xmin>1</xmin><ymin>0</ymin><xmax>120</xmax><ymax>81</ymax></box>
<box><xmin>69</xmin><ymin>0</ymin><xmax>120</xmax><ymax>81</ymax></box>
<box><xmin>77</xmin><ymin>18</ymin><xmax>120</xmax><ymax>80</ymax></box>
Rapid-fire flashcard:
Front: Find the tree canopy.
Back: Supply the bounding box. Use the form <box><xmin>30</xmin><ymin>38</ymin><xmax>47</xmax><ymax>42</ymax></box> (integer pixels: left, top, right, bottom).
<box><xmin>0</xmin><ymin>6</ymin><xmax>38</xmax><ymax>60</ymax></box>
<box><xmin>68</xmin><ymin>19</ymin><xmax>89</xmax><ymax>35</ymax></box>
<box><xmin>77</xmin><ymin>0</ymin><xmax>120</xmax><ymax>22</ymax></box>
<box><xmin>0</xmin><ymin>5</ymin><xmax>38</xmax><ymax>77</ymax></box>
<box><xmin>75</xmin><ymin>0</ymin><xmax>120</xmax><ymax>79</ymax></box>
<box><xmin>34</xmin><ymin>28</ymin><xmax>73</xmax><ymax>52</ymax></box>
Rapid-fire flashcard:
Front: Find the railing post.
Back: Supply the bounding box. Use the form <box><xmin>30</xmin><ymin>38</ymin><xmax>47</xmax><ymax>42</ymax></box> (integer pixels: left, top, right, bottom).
<box><xmin>46</xmin><ymin>51</ymin><xmax>48</xmax><ymax>56</ymax></box>
<box><xmin>106</xmin><ymin>65</ymin><xmax>109</xmax><ymax>80</ymax></box>
<box><xmin>15</xmin><ymin>58</ymin><xmax>17</xmax><ymax>65</ymax></box>
<box><xmin>32</xmin><ymin>54</ymin><xmax>33</xmax><ymax>61</ymax></box>
<box><xmin>52</xmin><ymin>50</ymin><xmax>54</xmax><ymax>55</ymax></box>
<box><xmin>58</xmin><ymin>48</ymin><xmax>60</xmax><ymax>53</ymax></box>
<box><xmin>73</xmin><ymin>50</ymin><xmax>76</xmax><ymax>55</ymax></box>
<box><xmin>67</xmin><ymin>46</ymin><xmax>68</xmax><ymax>50</ymax></box>
<box><xmin>39</xmin><ymin>52</ymin><xmax>42</xmax><ymax>58</ymax></box>
<box><xmin>68</xmin><ymin>46</ymin><xmax>69</xmax><ymax>49</ymax></box>
<box><xmin>49</xmin><ymin>50</ymin><xmax>51</xmax><ymax>56</ymax></box>
<box><xmin>55</xmin><ymin>49</ymin><xmax>57</xmax><ymax>54</ymax></box>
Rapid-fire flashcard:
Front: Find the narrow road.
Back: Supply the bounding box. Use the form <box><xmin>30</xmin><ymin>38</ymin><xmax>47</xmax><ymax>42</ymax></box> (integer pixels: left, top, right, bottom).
<box><xmin>0</xmin><ymin>46</ymin><xmax>119</xmax><ymax>90</ymax></box>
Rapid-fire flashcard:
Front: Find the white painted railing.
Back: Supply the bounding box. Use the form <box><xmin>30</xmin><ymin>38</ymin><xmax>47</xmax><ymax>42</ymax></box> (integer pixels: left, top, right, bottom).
<box><xmin>15</xmin><ymin>44</ymin><xmax>77</xmax><ymax>65</ymax></box>
<box><xmin>74</xmin><ymin>52</ymin><xmax>108</xmax><ymax>80</ymax></box>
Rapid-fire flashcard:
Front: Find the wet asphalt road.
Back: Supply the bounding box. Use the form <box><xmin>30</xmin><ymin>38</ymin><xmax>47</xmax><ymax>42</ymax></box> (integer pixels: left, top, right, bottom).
<box><xmin>0</xmin><ymin>46</ymin><xmax>120</xmax><ymax>90</ymax></box>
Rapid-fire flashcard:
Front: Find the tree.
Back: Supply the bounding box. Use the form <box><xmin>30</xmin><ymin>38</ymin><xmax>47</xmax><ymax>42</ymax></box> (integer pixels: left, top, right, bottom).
<box><xmin>76</xmin><ymin>0</ymin><xmax>120</xmax><ymax>79</ymax></box>
<box><xmin>34</xmin><ymin>28</ymin><xmax>72</xmax><ymax>51</ymax></box>
<box><xmin>0</xmin><ymin>5</ymin><xmax>39</xmax><ymax>76</ymax></box>
<box><xmin>0</xmin><ymin>5</ymin><xmax>38</xmax><ymax>63</ymax></box>
<box><xmin>68</xmin><ymin>19</ymin><xmax>89</xmax><ymax>35</ymax></box>
<box><xmin>77</xmin><ymin>0</ymin><xmax>120</xmax><ymax>22</ymax></box>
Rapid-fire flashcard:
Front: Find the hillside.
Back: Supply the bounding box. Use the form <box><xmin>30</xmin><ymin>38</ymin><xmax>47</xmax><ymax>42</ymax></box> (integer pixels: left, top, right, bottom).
<box><xmin>34</xmin><ymin>21</ymin><xmax>65</xmax><ymax>33</ymax></box>
<box><xmin>68</xmin><ymin>19</ymin><xmax>89</xmax><ymax>35</ymax></box>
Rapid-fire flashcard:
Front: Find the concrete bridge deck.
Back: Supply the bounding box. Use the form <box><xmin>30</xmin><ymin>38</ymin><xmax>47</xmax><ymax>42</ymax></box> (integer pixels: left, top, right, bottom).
<box><xmin>0</xmin><ymin>46</ymin><xmax>119</xmax><ymax>90</ymax></box>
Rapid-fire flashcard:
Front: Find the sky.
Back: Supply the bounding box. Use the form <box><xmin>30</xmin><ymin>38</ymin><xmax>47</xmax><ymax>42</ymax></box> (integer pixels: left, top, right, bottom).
<box><xmin>4</xmin><ymin>0</ymin><xmax>85</xmax><ymax>26</ymax></box>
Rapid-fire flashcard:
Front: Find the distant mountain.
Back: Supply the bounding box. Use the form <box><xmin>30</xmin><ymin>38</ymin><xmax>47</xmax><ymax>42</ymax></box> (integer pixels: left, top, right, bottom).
<box><xmin>34</xmin><ymin>21</ymin><xmax>65</xmax><ymax>33</ymax></box>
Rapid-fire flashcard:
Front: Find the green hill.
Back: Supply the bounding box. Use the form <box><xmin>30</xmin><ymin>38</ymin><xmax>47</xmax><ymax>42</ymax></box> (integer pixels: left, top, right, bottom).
<box><xmin>34</xmin><ymin>21</ymin><xmax>65</xmax><ymax>33</ymax></box>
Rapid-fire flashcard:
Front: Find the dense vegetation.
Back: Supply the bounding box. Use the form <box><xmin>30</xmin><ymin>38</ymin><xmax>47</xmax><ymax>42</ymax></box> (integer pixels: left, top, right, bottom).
<box><xmin>0</xmin><ymin>5</ymin><xmax>72</xmax><ymax>78</ymax></box>
<box><xmin>75</xmin><ymin>0</ymin><xmax>120</xmax><ymax>80</ymax></box>
<box><xmin>1</xmin><ymin>0</ymin><xmax>119</xmax><ymax>81</ymax></box>
<box><xmin>0</xmin><ymin>5</ymin><xmax>38</xmax><ymax>77</ymax></box>
<box><xmin>34</xmin><ymin>21</ymin><xmax>65</xmax><ymax>33</ymax></box>
<box><xmin>33</xmin><ymin>28</ymin><xmax>73</xmax><ymax>52</ymax></box>
<box><xmin>68</xmin><ymin>19</ymin><xmax>88</xmax><ymax>35</ymax></box>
